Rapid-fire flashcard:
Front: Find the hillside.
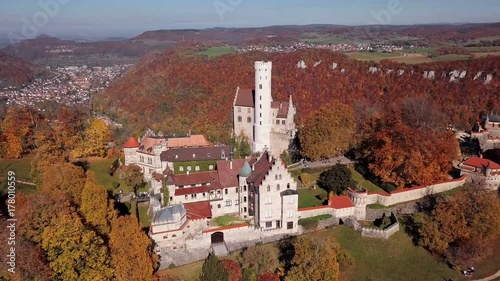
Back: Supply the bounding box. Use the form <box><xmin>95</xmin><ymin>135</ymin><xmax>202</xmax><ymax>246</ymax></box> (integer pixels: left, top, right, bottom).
<box><xmin>132</xmin><ymin>23</ymin><xmax>500</xmax><ymax>46</ymax></box>
<box><xmin>95</xmin><ymin>47</ymin><xmax>500</xmax><ymax>142</ymax></box>
<box><xmin>0</xmin><ymin>51</ymin><xmax>39</xmax><ymax>87</ymax></box>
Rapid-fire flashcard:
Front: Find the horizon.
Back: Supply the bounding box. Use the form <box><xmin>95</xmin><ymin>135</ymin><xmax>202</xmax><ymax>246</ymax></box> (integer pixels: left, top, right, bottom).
<box><xmin>1</xmin><ymin>0</ymin><xmax>499</xmax><ymax>41</ymax></box>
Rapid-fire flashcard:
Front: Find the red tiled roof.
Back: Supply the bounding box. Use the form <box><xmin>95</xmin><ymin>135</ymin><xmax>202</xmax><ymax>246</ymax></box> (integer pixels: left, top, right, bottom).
<box><xmin>202</xmin><ymin>223</ymin><xmax>249</xmax><ymax>233</ymax></box>
<box><xmin>247</xmin><ymin>152</ymin><xmax>273</xmax><ymax>188</ymax></box>
<box><xmin>123</xmin><ymin>137</ymin><xmax>140</xmax><ymax>148</ymax></box>
<box><xmin>167</xmin><ymin>135</ymin><xmax>210</xmax><ymax>148</ymax></box>
<box><xmin>388</xmin><ymin>175</ymin><xmax>467</xmax><ymax>194</ymax></box>
<box><xmin>172</xmin><ymin>171</ymin><xmax>220</xmax><ymax>187</ymax></box>
<box><xmin>234</xmin><ymin>88</ymin><xmax>254</xmax><ymax>107</ymax></box>
<box><xmin>271</xmin><ymin>101</ymin><xmax>290</xmax><ymax>118</ymax></box>
<box><xmin>217</xmin><ymin>159</ymin><xmax>247</xmax><ymax>187</ymax></box>
<box><xmin>174</xmin><ymin>186</ymin><xmax>210</xmax><ymax>196</ymax></box>
<box><xmin>138</xmin><ymin>137</ymin><xmax>166</xmax><ymax>155</ymax></box>
<box><xmin>462</xmin><ymin>157</ymin><xmax>500</xmax><ymax>170</ymax></box>
<box><xmin>329</xmin><ymin>195</ymin><xmax>354</xmax><ymax>209</ymax></box>
<box><xmin>184</xmin><ymin>201</ymin><xmax>212</xmax><ymax>219</ymax></box>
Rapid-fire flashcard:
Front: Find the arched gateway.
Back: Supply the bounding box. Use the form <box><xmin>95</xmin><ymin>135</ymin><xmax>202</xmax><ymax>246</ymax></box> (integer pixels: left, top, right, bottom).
<box><xmin>211</xmin><ymin>232</ymin><xmax>224</xmax><ymax>245</ymax></box>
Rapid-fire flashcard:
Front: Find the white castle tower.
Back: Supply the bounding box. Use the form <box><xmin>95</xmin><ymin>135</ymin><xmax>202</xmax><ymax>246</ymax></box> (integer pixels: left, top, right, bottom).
<box><xmin>253</xmin><ymin>61</ymin><xmax>273</xmax><ymax>153</ymax></box>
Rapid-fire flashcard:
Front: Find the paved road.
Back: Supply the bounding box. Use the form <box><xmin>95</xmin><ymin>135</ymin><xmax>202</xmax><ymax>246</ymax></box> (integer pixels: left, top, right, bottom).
<box><xmin>473</xmin><ymin>269</ymin><xmax>500</xmax><ymax>281</ymax></box>
<box><xmin>289</xmin><ymin>156</ymin><xmax>354</xmax><ymax>171</ymax></box>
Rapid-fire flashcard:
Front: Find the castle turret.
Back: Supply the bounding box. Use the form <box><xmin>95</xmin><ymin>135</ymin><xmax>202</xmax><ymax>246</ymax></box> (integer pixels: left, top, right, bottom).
<box><xmin>253</xmin><ymin>61</ymin><xmax>273</xmax><ymax>153</ymax></box>
<box><xmin>123</xmin><ymin>137</ymin><xmax>140</xmax><ymax>165</ymax></box>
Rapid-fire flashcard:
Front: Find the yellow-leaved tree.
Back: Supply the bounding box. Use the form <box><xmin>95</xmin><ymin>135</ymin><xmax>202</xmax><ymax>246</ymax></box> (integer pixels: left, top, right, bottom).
<box><xmin>109</xmin><ymin>215</ymin><xmax>159</xmax><ymax>281</ymax></box>
<box><xmin>80</xmin><ymin>171</ymin><xmax>116</xmax><ymax>235</ymax></box>
<box><xmin>72</xmin><ymin>118</ymin><xmax>110</xmax><ymax>158</ymax></box>
<box><xmin>299</xmin><ymin>101</ymin><xmax>355</xmax><ymax>161</ymax></box>
<box><xmin>41</xmin><ymin>211</ymin><xmax>113</xmax><ymax>280</ymax></box>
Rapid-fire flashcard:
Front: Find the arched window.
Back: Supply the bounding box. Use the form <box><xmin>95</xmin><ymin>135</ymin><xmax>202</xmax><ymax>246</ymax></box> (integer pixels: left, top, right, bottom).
<box><xmin>275</xmin><ymin>175</ymin><xmax>278</xmax><ymax>180</ymax></box>
<box><xmin>277</xmin><ymin>184</ymin><xmax>280</xmax><ymax>191</ymax></box>
<box><xmin>195</xmin><ymin>165</ymin><xmax>200</xmax><ymax>171</ymax></box>
<box><xmin>209</xmin><ymin>164</ymin><xmax>214</xmax><ymax>170</ymax></box>
<box><xmin>172</xmin><ymin>234</ymin><xmax>177</xmax><ymax>238</ymax></box>
<box><xmin>238</xmin><ymin>116</ymin><xmax>242</xmax><ymax>122</ymax></box>
<box><xmin>179</xmin><ymin>166</ymin><xmax>184</xmax><ymax>172</ymax></box>
<box><xmin>187</xmin><ymin>166</ymin><xmax>192</xmax><ymax>171</ymax></box>
<box><xmin>287</xmin><ymin>183</ymin><xmax>290</xmax><ymax>189</ymax></box>
<box><xmin>247</xmin><ymin>117</ymin><xmax>252</xmax><ymax>123</ymax></box>
<box><xmin>279</xmin><ymin>174</ymin><xmax>282</xmax><ymax>180</ymax></box>
<box><xmin>267</xmin><ymin>185</ymin><xmax>271</xmax><ymax>192</ymax></box>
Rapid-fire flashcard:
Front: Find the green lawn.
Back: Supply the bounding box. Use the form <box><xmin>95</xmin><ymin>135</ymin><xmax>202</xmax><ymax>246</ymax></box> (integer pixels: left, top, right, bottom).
<box><xmin>298</xmin><ymin>188</ymin><xmax>328</xmax><ymax>208</ymax></box>
<box><xmin>138</xmin><ymin>202</ymin><xmax>152</xmax><ymax>228</ymax></box>
<box><xmin>0</xmin><ymin>155</ymin><xmax>34</xmax><ymax>181</ymax></box>
<box><xmin>348</xmin><ymin>166</ymin><xmax>388</xmax><ymax>194</ymax></box>
<box><xmin>88</xmin><ymin>158</ymin><xmax>128</xmax><ymax>195</ymax></box>
<box><xmin>161</xmin><ymin>224</ymin><xmax>471</xmax><ymax>281</ymax></box>
<box><xmin>298</xmin><ymin>214</ymin><xmax>332</xmax><ymax>228</ymax></box>
<box><xmin>213</xmin><ymin>215</ymin><xmax>246</xmax><ymax>227</ymax></box>
<box><xmin>347</xmin><ymin>52</ymin><xmax>399</xmax><ymax>61</ymax></box>
<box><xmin>196</xmin><ymin>46</ymin><xmax>234</xmax><ymax>57</ymax></box>
<box><xmin>431</xmin><ymin>54</ymin><xmax>471</xmax><ymax>62</ymax></box>
<box><xmin>404</xmin><ymin>47</ymin><xmax>436</xmax><ymax>54</ymax></box>
<box><xmin>331</xmin><ymin>226</ymin><xmax>461</xmax><ymax>281</ymax></box>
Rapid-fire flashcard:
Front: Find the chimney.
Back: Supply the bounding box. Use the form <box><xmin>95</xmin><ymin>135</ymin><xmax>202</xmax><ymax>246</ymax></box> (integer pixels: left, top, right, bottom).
<box><xmin>230</xmin><ymin>160</ymin><xmax>233</xmax><ymax>170</ymax></box>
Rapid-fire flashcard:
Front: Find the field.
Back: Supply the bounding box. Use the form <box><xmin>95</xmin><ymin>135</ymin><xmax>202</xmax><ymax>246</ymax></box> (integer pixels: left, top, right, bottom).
<box><xmin>297</xmin><ymin>188</ymin><xmax>328</xmax><ymax>208</ymax></box>
<box><xmin>298</xmin><ymin>214</ymin><xmax>332</xmax><ymax>228</ymax></box>
<box><xmin>430</xmin><ymin>54</ymin><xmax>471</xmax><ymax>62</ymax></box>
<box><xmin>213</xmin><ymin>215</ymin><xmax>247</xmax><ymax>227</ymax></box>
<box><xmin>196</xmin><ymin>46</ymin><xmax>234</xmax><ymax>57</ymax></box>
<box><xmin>0</xmin><ymin>155</ymin><xmax>34</xmax><ymax>182</ymax></box>
<box><xmin>346</xmin><ymin>52</ymin><xmax>399</xmax><ymax>61</ymax></box>
<box><xmin>472</xmin><ymin>51</ymin><xmax>500</xmax><ymax>58</ymax></box>
<box><xmin>160</xmin><ymin>225</ymin><xmax>495</xmax><ymax>281</ymax></box>
<box><xmin>88</xmin><ymin>158</ymin><xmax>129</xmax><ymax>195</ymax></box>
<box><xmin>138</xmin><ymin>202</ymin><xmax>152</xmax><ymax>228</ymax></box>
<box><xmin>333</xmin><ymin>226</ymin><xmax>461</xmax><ymax>281</ymax></box>
<box><xmin>348</xmin><ymin>166</ymin><xmax>387</xmax><ymax>194</ymax></box>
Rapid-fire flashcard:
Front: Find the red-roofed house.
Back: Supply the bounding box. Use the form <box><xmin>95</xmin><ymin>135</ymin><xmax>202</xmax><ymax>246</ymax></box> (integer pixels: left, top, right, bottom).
<box><xmin>460</xmin><ymin>156</ymin><xmax>500</xmax><ymax>190</ymax></box>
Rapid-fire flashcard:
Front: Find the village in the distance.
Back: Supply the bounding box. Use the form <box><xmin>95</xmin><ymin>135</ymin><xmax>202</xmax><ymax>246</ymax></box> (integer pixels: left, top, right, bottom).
<box><xmin>0</xmin><ymin>2</ymin><xmax>500</xmax><ymax>281</ymax></box>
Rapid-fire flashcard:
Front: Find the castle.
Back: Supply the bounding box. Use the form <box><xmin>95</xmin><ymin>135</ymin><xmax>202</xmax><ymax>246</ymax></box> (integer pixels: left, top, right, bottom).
<box><xmin>122</xmin><ymin>62</ymin><xmax>301</xmax><ymax>266</ymax></box>
<box><xmin>121</xmin><ymin>61</ymin><xmax>472</xmax><ymax>268</ymax></box>
<box><xmin>471</xmin><ymin>113</ymin><xmax>500</xmax><ymax>151</ymax></box>
<box><xmin>233</xmin><ymin>61</ymin><xmax>296</xmax><ymax>156</ymax></box>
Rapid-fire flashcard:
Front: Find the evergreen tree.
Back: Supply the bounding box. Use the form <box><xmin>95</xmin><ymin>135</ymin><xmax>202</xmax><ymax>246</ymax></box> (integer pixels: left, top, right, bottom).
<box><xmin>200</xmin><ymin>252</ymin><xmax>229</xmax><ymax>281</ymax></box>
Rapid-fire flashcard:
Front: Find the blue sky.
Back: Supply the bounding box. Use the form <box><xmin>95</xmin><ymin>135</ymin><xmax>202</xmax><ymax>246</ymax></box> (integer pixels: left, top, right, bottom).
<box><xmin>0</xmin><ymin>0</ymin><xmax>499</xmax><ymax>39</ymax></box>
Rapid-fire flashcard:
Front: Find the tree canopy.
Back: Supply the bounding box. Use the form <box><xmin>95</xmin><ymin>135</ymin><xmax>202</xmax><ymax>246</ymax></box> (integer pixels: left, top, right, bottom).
<box><xmin>200</xmin><ymin>252</ymin><xmax>229</xmax><ymax>281</ymax></box>
<box><xmin>299</xmin><ymin>101</ymin><xmax>355</xmax><ymax>161</ymax></box>
<box><xmin>317</xmin><ymin>165</ymin><xmax>355</xmax><ymax>195</ymax></box>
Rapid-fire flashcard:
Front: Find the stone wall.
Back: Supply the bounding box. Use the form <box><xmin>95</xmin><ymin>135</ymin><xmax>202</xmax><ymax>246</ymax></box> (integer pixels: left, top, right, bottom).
<box><xmin>361</xmin><ymin>222</ymin><xmax>400</xmax><ymax>239</ymax></box>
<box><xmin>297</xmin><ymin>206</ymin><xmax>334</xmax><ymax>219</ymax></box>
<box><xmin>344</xmin><ymin>217</ymin><xmax>400</xmax><ymax>239</ymax></box>
<box><xmin>348</xmin><ymin>176</ymin><xmax>467</xmax><ymax>209</ymax></box>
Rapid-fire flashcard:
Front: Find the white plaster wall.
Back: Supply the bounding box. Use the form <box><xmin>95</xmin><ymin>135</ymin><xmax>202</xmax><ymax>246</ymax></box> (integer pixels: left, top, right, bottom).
<box><xmin>234</xmin><ymin>105</ymin><xmax>254</xmax><ymax>142</ymax></box>
<box><xmin>253</xmin><ymin>61</ymin><xmax>273</xmax><ymax>152</ymax></box>
<box><xmin>124</xmin><ymin>147</ymin><xmax>137</xmax><ymax>165</ymax></box>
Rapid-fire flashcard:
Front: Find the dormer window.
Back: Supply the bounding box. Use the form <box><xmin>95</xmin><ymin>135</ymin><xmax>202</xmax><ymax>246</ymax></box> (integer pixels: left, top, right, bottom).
<box><xmin>175</xmin><ymin>155</ymin><xmax>178</xmax><ymax>159</ymax></box>
<box><xmin>193</xmin><ymin>153</ymin><xmax>196</xmax><ymax>158</ymax></box>
<box><xmin>221</xmin><ymin>150</ymin><xmax>226</xmax><ymax>159</ymax></box>
<box><xmin>207</xmin><ymin>153</ymin><xmax>211</xmax><ymax>157</ymax></box>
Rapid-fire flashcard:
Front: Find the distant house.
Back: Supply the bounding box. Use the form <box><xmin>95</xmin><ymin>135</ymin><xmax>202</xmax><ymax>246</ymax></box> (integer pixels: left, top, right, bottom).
<box><xmin>460</xmin><ymin>156</ymin><xmax>500</xmax><ymax>190</ymax></box>
<box><xmin>471</xmin><ymin>114</ymin><xmax>500</xmax><ymax>151</ymax></box>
